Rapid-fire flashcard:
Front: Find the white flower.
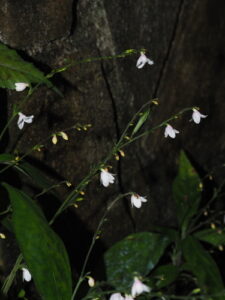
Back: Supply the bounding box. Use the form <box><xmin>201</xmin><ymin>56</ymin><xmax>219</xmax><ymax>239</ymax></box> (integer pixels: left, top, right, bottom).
<box><xmin>17</xmin><ymin>112</ymin><xmax>34</xmax><ymax>130</ymax></box>
<box><xmin>124</xmin><ymin>295</ymin><xmax>134</xmax><ymax>300</ymax></box>
<box><xmin>100</xmin><ymin>169</ymin><xmax>115</xmax><ymax>187</ymax></box>
<box><xmin>131</xmin><ymin>277</ymin><xmax>150</xmax><ymax>298</ymax></box>
<box><xmin>131</xmin><ymin>194</ymin><xmax>147</xmax><ymax>208</ymax></box>
<box><xmin>136</xmin><ymin>52</ymin><xmax>154</xmax><ymax>69</ymax></box>
<box><xmin>15</xmin><ymin>82</ymin><xmax>29</xmax><ymax>92</ymax></box>
<box><xmin>192</xmin><ymin>109</ymin><xmax>207</xmax><ymax>124</ymax></box>
<box><xmin>109</xmin><ymin>293</ymin><xmax>124</xmax><ymax>300</ymax></box>
<box><xmin>87</xmin><ymin>276</ymin><xmax>95</xmax><ymax>287</ymax></box>
<box><xmin>22</xmin><ymin>268</ymin><xmax>32</xmax><ymax>282</ymax></box>
<box><xmin>164</xmin><ymin>124</ymin><xmax>179</xmax><ymax>139</ymax></box>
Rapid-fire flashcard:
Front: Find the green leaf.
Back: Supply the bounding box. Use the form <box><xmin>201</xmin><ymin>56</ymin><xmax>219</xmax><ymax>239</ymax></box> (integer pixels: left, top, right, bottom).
<box><xmin>3</xmin><ymin>183</ymin><xmax>72</xmax><ymax>300</ymax></box>
<box><xmin>104</xmin><ymin>232</ymin><xmax>171</xmax><ymax>291</ymax></box>
<box><xmin>151</xmin><ymin>264</ymin><xmax>180</xmax><ymax>288</ymax></box>
<box><xmin>132</xmin><ymin>109</ymin><xmax>150</xmax><ymax>135</ymax></box>
<box><xmin>0</xmin><ymin>153</ymin><xmax>15</xmax><ymax>162</ymax></box>
<box><xmin>150</xmin><ymin>225</ymin><xmax>179</xmax><ymax>242</ymax></box>
<box><xmin>0</xmin><ymin>154</ymin><xmax>57</xmax><ymax>196</ymax></box>
<box><xmin>18</xmin><ymin>161</ymin><xmax>57</xmax><ymax>196</ymax></box>
<box><xmin>182</xmin><ymin>236</ymin><xmax>225</xmax><ymax>299</ymax></box>
<box><xmin>0</xmin><ymin>42</ymin><xmax>54</xmax><ymax>90</ymax></box>
<box><xmin>173</xmin><ymin>151</ymin><xmax>202</xmax><ymax>234</ymax></box>
<box><xmin>194</xmin><ymin>229</ymin><xmax>225</xmax><ymax>247</ymax></box>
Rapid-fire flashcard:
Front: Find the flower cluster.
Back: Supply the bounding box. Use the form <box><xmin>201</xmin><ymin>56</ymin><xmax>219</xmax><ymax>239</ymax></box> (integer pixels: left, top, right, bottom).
<box><xmin>164</xmin><ymin>108</ymin><xmax>207</xmax><ymax>139</ymax></box>
<box><xmin>109</xmin><ymin>277</ymin><xmax>150</xmax><ymax>300</ymax></box>
<box><xmin>135</xmin><ymin>53</ymin><xmax>207</xmax><ymax>138</ymax></box>
<box><xmin>100</xmin><ymin>169</ymin><xmax>148</xmax><ymax>209</ymax></box>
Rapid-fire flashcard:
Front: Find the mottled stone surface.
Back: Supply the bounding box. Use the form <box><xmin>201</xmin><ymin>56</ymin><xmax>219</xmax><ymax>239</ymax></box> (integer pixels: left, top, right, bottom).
<box><xmin>0</xmin><ymin>0</ymin><xmax>73</xmax><ymax>49</ymax></box>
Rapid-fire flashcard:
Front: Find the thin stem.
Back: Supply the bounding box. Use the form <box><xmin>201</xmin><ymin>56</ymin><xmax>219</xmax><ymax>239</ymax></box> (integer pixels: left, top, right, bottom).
<box><xmin>34</xmin><ymin>180</ymin><xmax>68</xmax><ymax>198</ymax></box>
<box><xmin>0</xmin><ymin>84</ymin><xmax>41</xmax><ymax>143</ymax></box>
<box><xmin>121</xmin><ymin>107</ymin><xmax>193</xmax><ymax>149</ymax></box>
<box><xmin>47</xmin><ymin>50</ymin><xmax>139</xmax><ymax>79</ymax></box>
<box><xmin>0</xmin><ymin>206</ymin><xmax>11</xmax><ymax>216</ymax></box>
<box><xmin>0</xmin><ymin>49</ymin><xmax>137</xmax><ymax>144</ymax></box>
<box><xmin>51</xmin><ymin>106</ymin><xmax>194</xmax><ymax>224</ymax></box>
<box><xmin>117</xmin><ymin>98</ymin><xmax>158</xmax><ymax>146</ymax></box>
<box><xmin>187</xmin><ymin>178</ymin><xmax>225</xmax><ymax>234</ymax></box>
<box><xmin>71</xmin><ymin>192</ymin><xmax>132</xmax><ymax>300</ymax></box>
<box><xmin>0</xmin><ymin>122</ymin><xmax>84</xmax><ymax>175</ymax></box>
<box><xmin>188</xmin><ymin>210</ymin><xmax>225</xmax><ymax>234</ymax></box>
<box><xmin>0</xmin><ymin>114</ymin><xmax>16</xmax><ymax>142</ymax></box>
<box><xmin>2</xmin><ymin>254</ymin><xmax>23</xmax><ymax>295</ymax></box>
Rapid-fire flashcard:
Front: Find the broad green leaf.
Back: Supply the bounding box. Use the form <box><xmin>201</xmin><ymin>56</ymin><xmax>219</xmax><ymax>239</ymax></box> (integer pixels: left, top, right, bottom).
<box><xmin>104</xmin><ymin>232</ymin><xmax>170</xmax><ymax>291</ymax></box>
<box><xmin>173</xmin><ymin>151</ymin><xmax>202</xmax><ymax>234</ymax></box>
<box><xmin>3</xmin><ymin>183</ymin><xmax>72</xmax><ymax>300</ymax></box>
<box><xmin>194</xmin><ymin>229</ymin><xmax>225</xmax><ymax>247</ymax></box>
<box><xmin>182</xmin><ymin>236</ymin><xmax>225</xmax><ymax>299</ymax></box>
<box><xmin>150</xmin><ymin>225</ymin><xmax>179</xmax><ymax>242</ymax></box>
<box><xmin>132</xmin><ymin>109</ymin><xmax>150</xmax><ymax>135</ymax></box>
<box><xmin>151</xmin><ymin>264</ymin><xmax>180</xmax><ymax>288</ymax></box>
<box><xmin>0</xmin><ymin>42</ymin><xmax>53</xmax><ymax>90</ymax></box>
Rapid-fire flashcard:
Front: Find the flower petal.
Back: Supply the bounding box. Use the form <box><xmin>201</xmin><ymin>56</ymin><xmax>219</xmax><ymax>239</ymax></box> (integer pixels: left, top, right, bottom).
<box><xmin>131</xmin><ymin>277</ymin><xmax>150</xmax><ymax>297</ymax></box>
<box><xmin>147</xmin><ymin>58</ymin><xmax>154</xmax><ymax>65</ymax></box>
<box><xmin>164</xmin><ymin>124</ymin><xmax>179</xmax><ymax>139</ymax></box>
<box><xmin>131</xmin><ymin>195</ymin><xmax>142</xmax><ymax>208</ymax></box>
<box><xmin>140</xmin><ymin>196</ymin><xmax>147</xmax><ymax>203</ymax></box>
<box><xmin>109</xmin><ymin>293</ymin><xmax>124</xmax><ymax>300</ymax></box>
<box><xmin>192</xmin><ymin>109</ymin><xmax>207</xmax><ymax>124</ymax></box>
<box><xmin>17</xmin><ymin>113</ymin><xmax>25</xmax><ymax>130</ymax></box>
<box><xmin>24</xmin><ymin>115</ymin><xmax>34</xmax><ymax>124</ymax></box>
<box><xmin>100</xmin><ymin>169</ymin><xmax>115</xmax><ymax>187</ymax></box>
<box><xmin>15</xmin><ymin>82</ymin><xmax>29</xmax><ymax>92</ymax></box>
<box><xmin>17</xmin><ymin>112</ymin><xmax>34</xmax><ymax>129</ymax></box>
<box><xmin>136</xmin><ymin>53</ymin><xmax>154</xmax><ymax>69</ymax></box>
<box><xmin>22</xmin><ymin>268</ymin><xmax>32</xmax><ymax>282</ymax></box>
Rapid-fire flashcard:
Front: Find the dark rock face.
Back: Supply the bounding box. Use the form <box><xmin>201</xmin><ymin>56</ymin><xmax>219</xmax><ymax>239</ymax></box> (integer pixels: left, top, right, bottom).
<box><xmin>0</xmin><ymin>0</ymin><xmax>73</xmax><ymax>49</ymax></box>
<box><xmin>0</xmin><ymin>0</ymin><xmax>225</xmax><ymax>269</ymax></box>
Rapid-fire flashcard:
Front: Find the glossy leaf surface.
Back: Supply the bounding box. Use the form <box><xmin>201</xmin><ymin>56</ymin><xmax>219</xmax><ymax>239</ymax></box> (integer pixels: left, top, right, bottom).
<box><xmin>104</xmin><ymin>232</ymin><xmax>170</xmax><ymax>291</ymax></box>
<box><xmin>194</xmin><ymin>229</ymin><xmax>225</xmax><ymax>246</ymax></box>
<box><xmin>151</xmin><ymin>264</ymin><xmax>180</xmax><ymax>288</ymax></box>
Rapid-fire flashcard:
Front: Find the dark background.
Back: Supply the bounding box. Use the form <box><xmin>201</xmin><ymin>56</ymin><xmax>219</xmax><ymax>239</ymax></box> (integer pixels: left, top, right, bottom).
<box><xmin>0</xmin><ymin>0</ymin><xmax>225</xmax><ymax>297</ymax></box>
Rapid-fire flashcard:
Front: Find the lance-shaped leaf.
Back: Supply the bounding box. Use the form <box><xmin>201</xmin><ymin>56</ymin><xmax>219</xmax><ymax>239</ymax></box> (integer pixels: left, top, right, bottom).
<box><xmin>3</xmin><ymin>183</ymin><xmax>72</xmax><ymax>300</ymax></box>
<box><xmin>0</xmin><ymin>42</ymin><xmax>53</xmax><ymax>90</ymax></box>
<box><xmin>182</xmin><ymin>236</ymin><xmax>225</xmax><ymax>299</ymax></box>
<box><xmin>104</xmin><ymin>232</ymin><xmax>170</xmax><ymax>291</ymax></box>
<box><xmin>194</xmin><ymin>229</ymin><xmax>225</xmax><ymax>247</ymax></box>
<box><xmin>151</xmin><ymin>264</ymin><xmax>180</xmax><ymax>288</ymax></box>
<box><xmin>173</xmin><ymin>151</ymin><xmax>202</xmax><ymax>234</ymax></box>
<box><xmin>132</xmin><ymin>109</ymin><xmax>150</xmax><ymax>136</ymax></box>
